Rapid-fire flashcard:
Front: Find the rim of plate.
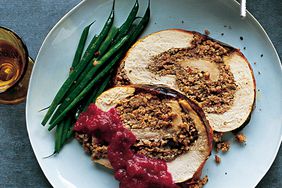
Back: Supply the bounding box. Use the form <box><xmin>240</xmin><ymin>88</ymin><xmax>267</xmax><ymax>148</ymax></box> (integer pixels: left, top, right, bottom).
<box><xmin>25</xmin><ymin>1</ymin><xmax>85</xmax><ymax>187</ymax></box>
<box><xmin>26</xmin><ymin>0</ymin><xmax>282</xmax><ymax>188</ymax></box>
<box><xmin>231</xmin><ymin>1</ymin><xmax>282</xmax><ymax>187</ymax></box>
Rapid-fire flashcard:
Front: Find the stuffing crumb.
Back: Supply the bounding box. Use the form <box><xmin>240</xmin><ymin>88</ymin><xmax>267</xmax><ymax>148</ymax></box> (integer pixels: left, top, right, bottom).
<box><xmin>197</xmin><ymin>176</ymin><xmax>208</xmax><ymax>188</ymax></box>
<box><xmin>221</xmin><ymin>142</ymin><xmax>230</xmax><ymax>152</ymax></box>
<box><xmin>196</xmin><ymin>176</ymin><xmax>209</xmax><ymax>188</ymax></box>
<box><xmin>184</xmin><ymin>176</ymin><xmax>208</xmax><ymax>188</ymax></box>
<box><xmin>216</xmin><ymin>141</ymin><xmax>230</xmax><ymax>153</ymax></box>
<box><xmin>204</xmin><ymin>29</ymin><xmax>210</xmax><ymax>35</ymax></box>
<box><xmin>213</xmin><ymin>132</ymin><xmax>224</xmax><ymax>143</ymax></box>
<box><xmin>215</xmin><ymin>155</ymin><xmax>221</xmax><ymax>164</ymax></box>
<box><xmin>213</xmin><ymin>132</ymin><xmax>230</xmax><ymax>153</ymax></box>
<box><xmin>235</xmin><ymin>133</ymin><xmax>247</xmax><ymax>143</ymax></box>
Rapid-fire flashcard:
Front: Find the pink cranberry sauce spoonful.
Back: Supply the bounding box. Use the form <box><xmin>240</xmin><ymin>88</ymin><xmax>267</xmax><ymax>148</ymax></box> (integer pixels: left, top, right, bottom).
<box><xmin>74</xmin><ymin>104</ymin><xmax>177</xmax><ymax>188</ymax></box>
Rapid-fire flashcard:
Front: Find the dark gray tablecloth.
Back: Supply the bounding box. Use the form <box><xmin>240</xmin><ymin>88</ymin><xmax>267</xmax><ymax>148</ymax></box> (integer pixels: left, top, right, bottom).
<box><xmin>0</xmin><ymin>0</ymin><xmax>281</xmax><ymax>187</ymax></box>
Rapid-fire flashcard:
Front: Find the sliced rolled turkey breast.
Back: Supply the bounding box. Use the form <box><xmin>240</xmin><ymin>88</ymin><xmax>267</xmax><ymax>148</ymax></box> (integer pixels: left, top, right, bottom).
<box><xmin>77</xmin><ymin>85</ymin><xmax>212</xmax><ymax>183</ymax></box>
<box><xmin>114</xmin><ymin>29</ymin><xmax>256</xmax><ymax>132</ymax></box>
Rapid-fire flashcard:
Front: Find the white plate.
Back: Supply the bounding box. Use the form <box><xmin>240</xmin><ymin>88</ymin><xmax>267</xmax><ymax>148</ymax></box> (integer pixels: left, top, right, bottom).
<box><xmin>26</xmin><ymin>0</ymin><xmax>282</xmax><ymax>187</ymax></box>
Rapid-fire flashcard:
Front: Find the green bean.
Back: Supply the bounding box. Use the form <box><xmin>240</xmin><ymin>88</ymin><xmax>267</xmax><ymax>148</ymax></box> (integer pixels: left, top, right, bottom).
<box><xmin>71</xmin><ymin>22</ymin><xmax>94</xmax><ymax>68</ymax></box>
<box><xmin>41</xmin><ymin>4</ymin><xmax>115</xmax><ymax>126</ymax></box>
<box><xmin>53</xmin><ymin>116</ymin><xmax>74</xmax><ymax>153</ymax></box>
<box><xmin>38</xmin><ymin>106</ymin><xmax>50</xmax><ymax>112</ymax></box>
<box><xmin>127</xmin><ymin>0</ymin><xmax>150</xmax><ymax>46</ymax></box>
<box><xmin>54</xmin><ymin>121</ymin><xmax>64</xmax><ymax>153</ymax></box>
<box><xmin>68</xmin><ymin>34</ymin><xmax>128</xmax><ymax>100</ymax></box>
<box><xmin>63</xmin><ymin>1</ymin><xmax>138</xmax><ymax>101</ymax></box>
<box><xmin>70</xmin><ymin>74</ymin><xmax>111</xmax><ymax>123</ymax></box>
<box><xmin>66</xmin><ymin>34</ymin><xmax>96</xmax><ymax>100</ymax></box>
<box><xmin>66</xmin><ymin>129</ymin><xmax>74</xmax><ymax>140</ymax></box>
<box><xmin>49</xmin><ymin>2</ymin><xmax>150</xmax><ymax>127</ymax></box>
<box><xmin>64</xmin><ymin>35</ymin><xmax>128</xmax><ymax>103</ymax></box>
<box><xmin>98</xmin><ymin>26</ymin><xmax>119</xmax><ymax>57</ymax></box>
<box><xmin>48</xmin><ymin>0</ymin><xmax>150</xmax><ymax>129</ymax></box>
<box><xmin>69</xmin><ymin>75</ymin><xmax>110</xmax><ymax>123</ymax></box>
<box><xmin>50</xmin><ymin>34</ymin><xmax>128</xmax><ymax>126</ymax></box>
<box><xmin>70</xmin><ymin>35</ymin><xmax>97</xmax><ymax>72</ymax></box>
<box><xmin>61</xmin><ymin>117</ymin><xmax>72</xmax><ymax>145</ymax></box>
<box><xmin>113</xmin><ymin>0</ymin><xmax>139</xmax><ymax>43</ymax></box>
<box><xmin>82</xmin><ymin>89</ymin><xmax>99</xmax><ymax>111</ymax></box>
<box><xmin>48</xmin><ymin>35</ymin><xmax>129</xmax><ymax>130</ymax></box>
<box><xmin>83</xmin><ymin>75</ymin><xmax>111</xmax><ymax>112</ymax></box>
<box><xmin>91</xmin><ymin>74</ymin><xmax>111</xmax><ymax>103</ymax></box>
<box><xmin>50</xmin><ymin>52</ymin><xmax>124</xmax><ymax>127</ymax></box>
<box><xmin>65</xmin><ymin>26</ymin><xmax>118</xmax><ymax>96</ymax></box>
<box><xmin>71</xmin><ymin>88</ymin><xmax>99</xmax><ymax>121</ymax></box>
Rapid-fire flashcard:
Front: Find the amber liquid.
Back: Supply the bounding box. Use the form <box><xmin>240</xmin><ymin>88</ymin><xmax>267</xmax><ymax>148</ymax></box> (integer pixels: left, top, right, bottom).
<box><xmin>0</xmin><ymin>40</ymin><xmax>23</xmax><ymax>92</ymax></box>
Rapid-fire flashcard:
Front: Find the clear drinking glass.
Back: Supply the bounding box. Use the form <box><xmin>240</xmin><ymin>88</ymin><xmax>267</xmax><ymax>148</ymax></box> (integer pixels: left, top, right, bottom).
<box><xmin>0</xmin><ymin>26</ymin><xmax>33</xmax><ymax>104</ymax></box>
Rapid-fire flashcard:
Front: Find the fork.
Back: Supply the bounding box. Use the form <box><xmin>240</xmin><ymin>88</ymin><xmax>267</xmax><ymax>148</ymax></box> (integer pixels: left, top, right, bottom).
<box><xmin>241</xmin><ymin>0</ymin><xmax>247</xmax><ymax>18</ymax></box>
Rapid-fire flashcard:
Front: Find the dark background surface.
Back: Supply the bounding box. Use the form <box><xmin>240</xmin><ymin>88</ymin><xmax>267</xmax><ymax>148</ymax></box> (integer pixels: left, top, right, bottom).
<box><xmin>0</xmin><ymin>0</ymin><xmax>281</xmax><ymax>187</ymax></box>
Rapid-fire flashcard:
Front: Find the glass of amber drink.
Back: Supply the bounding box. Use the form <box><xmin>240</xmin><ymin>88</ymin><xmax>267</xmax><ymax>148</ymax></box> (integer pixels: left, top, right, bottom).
<box><xmin>0</xmin><ymin>26</ymin><xmax>33</xmax><ymax>104</ymax></box>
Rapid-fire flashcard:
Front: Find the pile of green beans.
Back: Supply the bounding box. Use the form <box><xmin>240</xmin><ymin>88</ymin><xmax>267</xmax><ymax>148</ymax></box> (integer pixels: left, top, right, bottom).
<box><xmin>42</xmin><ymin>0</ymin><xmax>150</xmax><ymax>154</ymax></box>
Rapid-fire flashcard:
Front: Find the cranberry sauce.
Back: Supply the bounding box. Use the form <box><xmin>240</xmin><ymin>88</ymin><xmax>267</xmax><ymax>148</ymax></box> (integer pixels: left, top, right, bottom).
<box><xmin>74</xmin><ymin>104</ymin><xmax>177</xmax><ymax>188</ymax></box>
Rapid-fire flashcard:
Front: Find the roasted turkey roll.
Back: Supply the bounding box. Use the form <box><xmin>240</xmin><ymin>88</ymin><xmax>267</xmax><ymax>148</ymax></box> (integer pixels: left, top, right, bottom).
<box><xmin>114</xmin><ymin>29</ymin><xmax>256</xmax><ymax>132</ymax></box>
<box><xmin>76</xmin><ymin>85</ymin><xmax>213</xmax><ymax>183</ymax></box>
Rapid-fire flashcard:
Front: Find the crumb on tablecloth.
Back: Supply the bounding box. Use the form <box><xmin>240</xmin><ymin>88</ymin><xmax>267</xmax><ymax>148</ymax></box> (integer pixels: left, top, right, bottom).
<box><xmin>215</xmin><ymin>155</ymin><xmax>221</xmax><ymax>164</ymax></box>
<box><xmin>235</xmin><ymin>133</ymin><xmax>247</xmax><ymax>143</ymax></box>
<box><xmin>216</xmin><ymin>141</ymin><xmax>230</xmax><ymax>153</ymax></box>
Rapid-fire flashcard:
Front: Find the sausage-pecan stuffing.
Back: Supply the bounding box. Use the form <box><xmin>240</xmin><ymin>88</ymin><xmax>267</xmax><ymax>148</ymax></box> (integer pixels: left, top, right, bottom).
<box><xmin>77</xmin><ymin>92</ymin><xmax>199</xmax><ymax>162</ymax></box>
<box><xmin>147</xmin><ymin>34</ymin><xmax>237</xmax><ymax>114</ymax></box>
<box><xmin>215</xmin><ymin>141</ymin><xmax>230</xmax><ymax>153</ymax></box>
<box><xmin>215</xmin><ymin>155</ymin><xmax>221</xmax><ymax>164</ymax></box>
<box><xmin>181</xmin><ymin>175</ymin><xmax>208</xmax><ymax>188</ymax></box>
<box><xmin>235</xmin><ymin>133</ymin><xmax>247</xmax><ymax>144</ymax></box>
